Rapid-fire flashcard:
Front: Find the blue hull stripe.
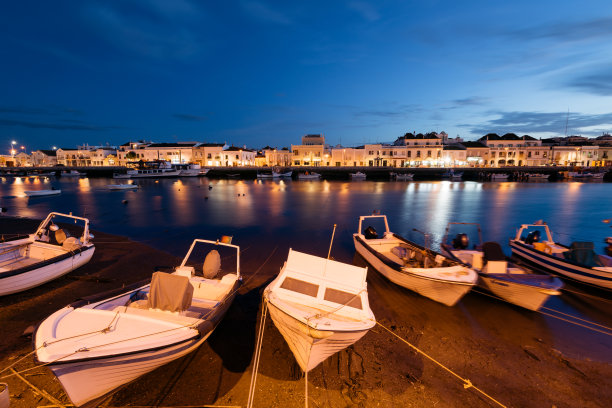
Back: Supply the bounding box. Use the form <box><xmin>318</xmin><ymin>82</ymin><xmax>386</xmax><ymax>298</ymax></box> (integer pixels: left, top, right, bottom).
<box><xmin>510</xmin><ymin>242</ymin><xmax>612</xmax><ymax>282</ymax></box>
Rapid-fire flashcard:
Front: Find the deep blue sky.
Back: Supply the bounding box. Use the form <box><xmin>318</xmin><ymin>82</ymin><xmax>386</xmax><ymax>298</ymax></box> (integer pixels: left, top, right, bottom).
<box><xmin>2</xmin><ymin>1</ymin><xmax>612</xmax><ymax>151</ymax></box>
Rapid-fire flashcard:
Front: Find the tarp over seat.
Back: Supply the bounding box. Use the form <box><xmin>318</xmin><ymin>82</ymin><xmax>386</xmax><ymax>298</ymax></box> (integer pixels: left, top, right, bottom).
<box><xmin>148</xmin><ymin>272</ymin><xmax>194</xmax><ymax>312</ymax></box>
<box><xmin>563</xmin><ymin>242</ymin><xmax>602</xmax><ymax>267</ymax></box>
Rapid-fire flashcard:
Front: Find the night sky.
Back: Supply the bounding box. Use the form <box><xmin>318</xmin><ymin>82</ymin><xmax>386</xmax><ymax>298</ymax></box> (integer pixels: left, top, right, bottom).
<box><xmin>2</xmin><ymin>1</ymin><xmax>612</xmax><ymax>151</ymax></box>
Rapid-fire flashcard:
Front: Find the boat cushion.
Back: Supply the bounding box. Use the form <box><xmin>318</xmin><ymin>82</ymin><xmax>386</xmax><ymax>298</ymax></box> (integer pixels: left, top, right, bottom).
<box><xmin>391</xmin><ymin>246</ymin><xmax>408</xmax><ymax>260</ymax></box>
<box><xmin>148</xmin><ymin>272</ymin><xmax>194</xmax><ymax>312</ymax></box>
<box><xmin>191</xmin><ymin>274</ymin><xmax>237</xmax><ymax>301</ymax></box>
<box><xmin>54</xmin><ymin>229</ymin><xmax>67</xmax><ymax>245</ymax></box>
<box><xmin>203</xmin><ymin>250</ymin><xmax>221</xmax><ymax>279</ymax></box>
<box><xmin>482</xmin><ymin>242</ymin><xmax>505</xmax><ymax>262</ymax></box>
<box><xmin>62</xmin><ymin>237</ymin><xmax>82</xmax><ymax>251</ymax></box>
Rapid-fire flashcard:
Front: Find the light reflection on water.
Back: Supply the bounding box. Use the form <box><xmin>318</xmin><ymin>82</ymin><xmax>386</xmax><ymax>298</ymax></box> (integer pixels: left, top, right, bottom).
<box><xmin>2</xmin><ymin>177</ymin><xmax>610</xmax><ymax>255</ymax></box>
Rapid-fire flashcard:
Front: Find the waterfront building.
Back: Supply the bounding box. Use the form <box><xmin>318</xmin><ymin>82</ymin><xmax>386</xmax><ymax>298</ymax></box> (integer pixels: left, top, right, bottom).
<box><xmin>192</xmin><ymin>143</ymin><xmax>225</xmax><ymax>166</ymax></box>
<box><xmin>262</xmin><ymin>147</ymin><xmax>292</xmax><ymax>167</ymax></box>
<box><xmin>551</xmin><ymin>145</ymin><xmax>598</xmax><ymax>166</ymax></box>
<box><xmin>329</xmin><ymin>145</ymin><xmax>366</xmax><ymax>166</ymax></box>
<box><xmin>31</xmin><ymin>150</ymin><xmax>58</xmax><ymax>167</ymax></box>
<box><xmin>56</xmin><ymin>148</ymin><xmax>91</xmax><ymax>166</ymax></box>
<box><xmin>460</xmin><ymin>141</ymin><xmax>489</xmax><ymax>166</ymax></box>
<box><xmin>291</xmin><ymin>134</ymin><xmax>329</xmax><ymax>166</ymax></box>
<box><xmin>442</xmin><ymin>145</ymin><xmax>467</xmax><ymax>166</ymax></box>
<box><xmin>222</xmin><ymin>146</ymin><xmax>256</xmax><ymax>166</ymax></box>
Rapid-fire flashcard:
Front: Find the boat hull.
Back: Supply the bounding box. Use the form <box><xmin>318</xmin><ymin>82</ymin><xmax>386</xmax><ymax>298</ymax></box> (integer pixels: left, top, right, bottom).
<box><xmin>50</xmin><ymin>335</ymin><xmax>207</xmax><ymax>407</ymax></box>
<box><xmin>479</xmin><ymin>275</ymin><xmax>560</xmax><ymax>311</ymax></box>
<box><xmin>0</xmin><ymin>246</ymin><xmax>95</xmax><ymax>296</ymax></box>
<box><xmin>510</xmin><ymin>240</ymin><xmax>612</xmax><ymax>289</ymax></box>
<box><xmin>266</xmin><ymin>301</ymin><xmax>369</xmax><ymax>373</ymax></box>
<box><xmin>354</xmin><ymin>237</ymin><xmax>473</xmax><ymax>306</ymax></box>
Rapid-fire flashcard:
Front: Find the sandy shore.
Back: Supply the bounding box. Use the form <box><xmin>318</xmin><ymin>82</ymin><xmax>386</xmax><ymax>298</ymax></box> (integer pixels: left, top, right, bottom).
<box><xmin>1</xmin><ymin>216</ymin><xmax>611</xmax><ymax>407</ymax></box>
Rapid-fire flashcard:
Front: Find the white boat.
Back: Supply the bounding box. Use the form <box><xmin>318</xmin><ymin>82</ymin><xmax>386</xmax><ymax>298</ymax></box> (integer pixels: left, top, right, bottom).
<box><xmin>173</xmin><ymin>163</ymin><xmax>210</xmax><ymax>177</ymax></box>
<box><xmin>106</xmin><ymin>183</ymin><xmax>138</xmax><ymax>190</ymax></box>
<box><xmin>0</xmin><ymin>383</ymin><xmax>8</xmax><ymax>408</ymax></box>
<box><xmin>34</xmin><ymin>238</ymin><xmax>241</xmax><ymax>407</ymax></box>
<box><xmin>297</xmin><ymin>171</ymin><xmax>321</xmax><ymax>180</ymax></box>
<box><xmin>527</xmin><ymin>173</ymin><xmax>549</xmax><ymax>180</ymax></box>
<box><xmin>442</xmin><ymin>169</ymin><xmax>463</xmax><ymax>180</ymax></box>
<box><xmin>264</xmin><ymin>249</ymin><xmax>375</xmax><ymax>373</ymax></box>
<box><xmin>440</xmin><ymin>223</ymin><xmax>563</xmax><ymax>311</ymax></box>
<box><xmin>257</xmin><ymin>169</ymin><xmax>292</xmax><ymax>179</ymax></box>
<box><xmin>24</xmin><ymin>189</ymin><xmax>61</xmax><ymax>197</ymax></box>
<box><xmin>490</xmin><ymin>173</ymin><xmax>509</xmax><ymax>180</ymax></box>
<box><xmin>0</xmin><ymin>212</ymin><xmax>95</xmax><ymax>296</ymax></box>
<box><xmin>113</xmin><ymin>161</ymin><xmax>180</xmax><ymax>179</ymax></box>
<box><xmin>353</xmin><ymin>215</ymin><xmax>477</xmax><ymax>306</ymax></box>
<box><xmin>510</xmin><ymin>223</ymin><xmax>612</xmax><ymax>289</ymax></box>
<box><xmin>61</xmin><ymin>170</ymin><xmax>85</xmax><ymax>177</ymax></box>
<box><xmin>390</xmin><ymin>172</ymin><xmax>414</xmax><ymax>181</ymax></box>
<box><xmin>349</xmin><ymin>171</ymin><xmax>366</xmax><ymax>180</ymax></box>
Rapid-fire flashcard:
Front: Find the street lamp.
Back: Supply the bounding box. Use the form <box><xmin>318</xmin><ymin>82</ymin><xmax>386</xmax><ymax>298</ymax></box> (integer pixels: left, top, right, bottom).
<box><xmin>10</xmin><ymin>141</ymin><xmax>17</xmax><ymax>157</ymax></box>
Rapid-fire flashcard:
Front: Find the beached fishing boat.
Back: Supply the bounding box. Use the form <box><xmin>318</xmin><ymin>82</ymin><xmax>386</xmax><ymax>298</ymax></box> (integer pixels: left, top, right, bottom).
<box><xmin>353</xmin><ymin>215</ymin><xmax>477</xmax><ymax>306</ymax></box>
<box><xmin>0</xmin><ymin>212</ymin><xmax>95</xmax><ymax>296</ymax></box>
<box><xmin>390</xmin><ymin>172</ymin><xmax>414</xmax><ymax>180</ymax></box>
<box><xmin>349</xmin><ymin>171</ymin><xmax>366</xmax><ymax>180</ymax></box>
<box><xmin>297</xmin><ymin>171</ymin><xmax>321</xmax><ymax>180</ymax></box>
<box><xmin>510</xmin><ymin>223</ymin><xmax>612</xmax><ymax>289</ymax></box>
<box><xmin>24</xmin><ymin>189</ymin><xmax>61</xmax><ymax>197</ymax></box>
<box><xmin>527</xmin><ymin>173</ymin><xmax>549</xmax><ymax>180</ymax></box>
<box><xmin>440</xmin><ymin>223</ymin><xmax>563</xmax><ymax>311</ymax></box>
<box><xmin>106</xmin><ymin>183</ymin><xmax>138</xmax><ymax>190</ymax></box>
<box><xmin>34</xmin><ymin>237</ymin><xmax>241</xmax><ymax>407</ymax></box>
<box><xmin>264</xmin><ymin>248</ymin><xmax>375</xmax><ymax>372</ymax></box>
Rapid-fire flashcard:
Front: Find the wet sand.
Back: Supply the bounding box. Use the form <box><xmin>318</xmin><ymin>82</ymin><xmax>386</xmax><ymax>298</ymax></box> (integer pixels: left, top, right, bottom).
<box><xmin>1</xmin><ymin>216</ymin><xmax>611</xmax><ymax>407</ymax></box>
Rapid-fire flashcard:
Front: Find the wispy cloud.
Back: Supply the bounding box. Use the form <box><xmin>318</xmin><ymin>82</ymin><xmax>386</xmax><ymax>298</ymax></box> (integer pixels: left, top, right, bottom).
<box><xmin>461</xmin><ymin>111</ymin><xmax>612</xmax><ymax>136</ymax></box>
<box><xmin>509</xmin><ymin>16</ymin><xmax>612</xmax><ymax>43</ymax></box>
<box><xmin>240</xmin><ymin>1</ymin><xmax>293</xmax><ymax>25</ymax></box>
<box><xmin>565</xmin><ymin>69</ymin><xmax>612</xmax><ymax>96</ymax></box>
<box><xmin>347</xmin><ymin>1</ymin><xmax>380</xmax><ymax>22</ymax></box>
<box><xmin>172</xmin><ymin>113</ymin><xmax>208</xmax><ymax>122</ymax></box>
<box><xmin>354</xmin><ymin>103</ymin><xmax>423</xmax><ymax>118</ymax></box>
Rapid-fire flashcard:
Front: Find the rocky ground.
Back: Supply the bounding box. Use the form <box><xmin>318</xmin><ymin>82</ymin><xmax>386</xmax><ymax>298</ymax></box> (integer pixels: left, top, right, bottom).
<box><xmin>1</xmin><ymin>216</ymin><xmax>611</xmax><ymax>408</ymax></box>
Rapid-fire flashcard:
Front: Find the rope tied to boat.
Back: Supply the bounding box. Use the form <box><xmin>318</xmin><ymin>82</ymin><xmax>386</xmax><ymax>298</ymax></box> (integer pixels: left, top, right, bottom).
<box><xmin>376</xmin><ymin>321</ymin><xmax>507</xmax><ymax>408</ymax></box>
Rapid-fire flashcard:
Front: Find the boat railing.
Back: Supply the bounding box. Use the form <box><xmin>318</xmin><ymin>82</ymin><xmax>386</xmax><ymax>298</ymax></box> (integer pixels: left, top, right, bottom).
<box><xmin>357</xmin><ymin>214</ymin><xmax>390</xmax><ymax>235</ymax></box>
<box><xmin>34</xmin><ymin>212</ymin><xmax>92</xmax><ymax>245</ymax></box>
<box><xmin>180</xmin><ymin>238</ymin><xmax>241</xmax><ymax>278</ymax></box>
<box><xmin>514</xmin><ymin>223</ymin><xmax>554</xmax><ymax>243</ymax></box>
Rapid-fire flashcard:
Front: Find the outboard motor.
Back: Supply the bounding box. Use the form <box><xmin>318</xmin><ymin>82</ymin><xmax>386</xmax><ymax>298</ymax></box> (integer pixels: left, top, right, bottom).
<box><xmin>452</xmin><ymin>233</ymin><xmax>469</xmax><ymax>249</ymax></box>
<box><xmin>605</xmin><ymin>237</ymin><xmax>612</xmax><ymax>257</ymax></box>
<box><xmin>363</xmin><ymin>226</ymin><xmax>378</xmax><ymax>240</ymax></box>
<box><xmin>525</xmin><ymin>230</ymin><xmax>541</xmax><ymax>245</ymax></box>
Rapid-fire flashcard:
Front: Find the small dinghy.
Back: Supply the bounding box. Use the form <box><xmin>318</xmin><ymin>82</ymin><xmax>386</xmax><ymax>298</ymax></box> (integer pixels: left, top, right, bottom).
<box><xmin>390</xmin><ymin>172</ymin><xmax>414</xmax><ymax>181</ymax></box>
<box><xmin>34</xmin><ymin>237</ymin><xmax>241</xmax><ymax>407</ymax></box>
<box><xmin>24</xmin><ymin>189</ymin><xmax>61</xmax><ymax>197</ymax></box>
<box><xmin>106</xmin><ymin>183</ymin><xmax>138</xmax><ymax>190</ymax></box>
<box><xmin>264</xmin><ymin>248</ymin><xmax>375</xmax><ymax>373</ymax></box>
<box><xmin>510</xmin><ymin>222</ymin><xmax>612</xmax><ymax>290</ymax></box>
<box><xmin>349</xmin><ymin>171</ymin><xmax>366</xmax><ymax>180</ymax></box>
<box><xmin>353</xmin><ymin>215</ymin><xmax>477</xmax><ymax>306</ymax></box>
<box><xmin>440</xmin><ymin>223</ymin><xmax>563</xmax><ymax>311</ymax></box>
<box><xmin>0</xmin><ymin>212</ymin><xmax>95</xmax><ymax>296</ymax></box>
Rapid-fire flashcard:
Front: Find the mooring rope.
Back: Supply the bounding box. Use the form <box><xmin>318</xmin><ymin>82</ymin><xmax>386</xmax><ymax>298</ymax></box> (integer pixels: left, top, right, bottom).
<box><xmin>246</xmin><ymin>298</ymin><xmax>268</xmax><ymax>408</ymax></box>
<box><xmin>375</xmin><ymin>321</ymin><xmax>508</xmax><ymax>408</ymax></box>
<box><xmin>470</xmin><ymin>288</ymin><xmax>612</xmax><ymax>336</ymax></box>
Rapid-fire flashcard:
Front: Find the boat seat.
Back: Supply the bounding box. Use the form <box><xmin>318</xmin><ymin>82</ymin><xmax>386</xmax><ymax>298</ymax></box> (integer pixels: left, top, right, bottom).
<box><xmin>203</xmin><ymin>250</ymin><xmax>221</xmax><ymax>279</ymax></box>
<box><xmin>62</xmin><ymin>237</ymin><xmax>82</xmax><ymax>251</ymax></box>
<box><xmin>191</xmin><ymin>274</ymin><xmax>237</xmax><ymax>301</ymax></box>
<box><xmin>54</xmin><ymin>229</ymin><xmax>67</xmax><ymax>245</ymax></box>
<box><xmin>486</xmin><ymin>260</ymin><xmax>507</xmax><ymax>274</ymax></box>
<box><xmin>482</xmin><ymin>242</ymin><xmax>505</xmax><ymax>262</ymax></box>
<box><xmin>147</xmin><ymin>272</ymin><xmax>194</xmax><ymax>312</ymax></box>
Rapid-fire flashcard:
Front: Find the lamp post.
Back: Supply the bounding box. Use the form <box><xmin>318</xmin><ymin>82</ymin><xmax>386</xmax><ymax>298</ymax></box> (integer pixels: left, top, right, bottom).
<box><xmin>10</xmin><ymin>141</ymin><xmax>17</xmax><ymax>157</ymax></box>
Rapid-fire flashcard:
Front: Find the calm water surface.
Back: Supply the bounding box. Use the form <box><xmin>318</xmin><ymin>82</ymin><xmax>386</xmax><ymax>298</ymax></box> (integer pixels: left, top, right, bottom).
<box><xmin>1</xmin><ymin>176</ymin><xmax>609</xmax><ymax>257</ymax></box>
<box><xmin>1</xmin><ymin>176</ymin><xmax>611</xmax><ymax>362</ymax></box>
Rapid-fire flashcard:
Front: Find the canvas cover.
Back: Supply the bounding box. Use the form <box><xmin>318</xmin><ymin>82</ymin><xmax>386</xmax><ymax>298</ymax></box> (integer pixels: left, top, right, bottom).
<box><xmin>285</xmin><ymin>249</ymin><xmax>367</xmax><ymax>291</ymax></box>
<box><xmin>564</xmin><ymin>242</ymin><xmax>599</xmax><ymax>267</ymax></box>
<box><xmin>148</xmin><ymin>272</ymin><xmax>194</xmax><ymax>312</ymax></box>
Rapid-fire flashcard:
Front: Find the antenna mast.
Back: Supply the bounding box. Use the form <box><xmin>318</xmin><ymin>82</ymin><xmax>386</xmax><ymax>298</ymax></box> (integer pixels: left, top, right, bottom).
<box><xmin>564</xmin><ymin>108</ymin><xmax>569</xmax><ymax>137</ymax></box>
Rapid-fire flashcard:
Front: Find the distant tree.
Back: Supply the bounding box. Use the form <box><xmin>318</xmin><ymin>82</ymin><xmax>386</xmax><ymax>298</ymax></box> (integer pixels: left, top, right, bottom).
<box><xmin>126</xmin><ymin>151</ymin><xmax>137</xmax><ymax>160</ymax></box>
<box><xmin>403</xmin><ymin>132</ymin><xmax>415</xmax><ymax>138</ymax></box>
<box><xmin>482</xmin><ymin>133</ymin><xmax>499</xmax><ymax>140</ymax></box>
<box><xmin>502</xmin><ymin>133</ymin><xmax>518</xmax><ymax>139</ymax></box>
<box><xmin>425</xmin><ymin>132</ymin><xmax>438</xmax><ymax>138</ymax></box>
